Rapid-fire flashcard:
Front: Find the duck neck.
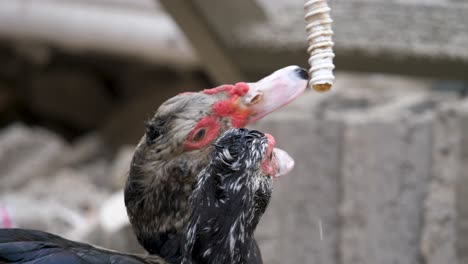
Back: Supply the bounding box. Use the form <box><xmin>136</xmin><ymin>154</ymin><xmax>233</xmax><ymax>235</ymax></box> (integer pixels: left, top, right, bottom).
<box><xmin>181</xmin><ymin>169</ymin><xmax>265</xmax><ymax>264</ymax></box>
<box><xmin>124</xmin><ymin>148</ymin><xmax>207</xmax><ymax>258</ymax></box>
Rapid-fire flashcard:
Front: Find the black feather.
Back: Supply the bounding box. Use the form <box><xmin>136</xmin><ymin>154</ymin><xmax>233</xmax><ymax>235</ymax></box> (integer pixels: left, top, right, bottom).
<box><xmin>181</xmin><ymin>129</ymin><xmax>272</xmax><ymax>264</ymax></box>
<box><xmin>0</xmin><ymin>229</ymin><xmax>162</xmax><ymax>264</ymax></box>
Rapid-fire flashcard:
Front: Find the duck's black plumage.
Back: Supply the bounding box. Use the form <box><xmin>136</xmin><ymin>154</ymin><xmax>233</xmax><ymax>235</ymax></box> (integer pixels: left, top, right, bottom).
<box><xmin>181</xmin><ymin>128</ymin><xmax>274</xmax><ymax>264</ymax></box>
<box><xmin>0</xmin><ymin>228</ymin><xmax>166</xmax><ymax>264</ymax></box>
<box><xmin>0</xmin><ymin>128</ymin><xmax>279</xmax><ymax>264</ymax></box>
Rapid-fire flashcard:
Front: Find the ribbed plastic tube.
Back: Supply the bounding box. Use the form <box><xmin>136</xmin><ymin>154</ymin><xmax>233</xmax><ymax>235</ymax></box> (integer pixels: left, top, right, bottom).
<box><xmin>304</xmin><ymin>0</ymin><xmax>335</xmax><ymax>92</ymax></box>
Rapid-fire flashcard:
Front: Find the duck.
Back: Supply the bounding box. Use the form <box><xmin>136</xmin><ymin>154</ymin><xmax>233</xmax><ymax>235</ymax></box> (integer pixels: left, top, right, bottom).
<box><xmin>181</xmin><ymin>128</ymin><xmax>293</xmax><ymax>264</ymax></box>
<box><xmin>0</xmin><ymin>128</ymin><xmax>293</xmax><ymax>264</ymax></box>
<box><xmin>124</xmin><ymin>66</ymin><xmax>307</xmax><ymax>262</ymax></box>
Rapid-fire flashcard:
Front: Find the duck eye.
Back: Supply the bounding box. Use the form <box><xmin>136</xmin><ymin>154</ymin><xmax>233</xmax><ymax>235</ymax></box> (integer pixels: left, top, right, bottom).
<box><xmin>193</xmin><ymin>128</ymin><xmax>206</xmax><ymax>142</ymax></box>
<box><xmin>184</xmin><ymin>116</ymin><xmax>220</xmax><ymax>151</ymax></box>
<box><xmin>146</xmin><ymin>124</ymin><xmax>161</xmax><ymax>142</ymax></box>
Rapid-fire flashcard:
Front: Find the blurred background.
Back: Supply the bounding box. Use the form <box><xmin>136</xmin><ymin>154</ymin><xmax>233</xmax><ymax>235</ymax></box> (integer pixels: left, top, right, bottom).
<box><xmin>0</xmin><ymin>0</ymin><xmax>467</xmax><ymax>263</ymax></box>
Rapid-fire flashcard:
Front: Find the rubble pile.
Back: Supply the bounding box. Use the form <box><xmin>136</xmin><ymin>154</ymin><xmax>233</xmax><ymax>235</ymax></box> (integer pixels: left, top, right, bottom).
<box><xmin>0</xmin><ymin>123</ymin><xmax>144</xmax><ymax>253</ymax></box>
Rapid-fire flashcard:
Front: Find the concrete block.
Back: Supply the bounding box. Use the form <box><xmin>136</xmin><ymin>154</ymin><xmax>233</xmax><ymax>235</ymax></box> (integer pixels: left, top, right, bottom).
<box><xmin>421</xmin><ymin>105</ymin><xmax>462</xmax><ymax>264</ymax></box>
<box><xmin>456</xmin><ymin>100</ymin><xmax>468</xmax><ymax>264</ymax></box>
<box><xmin>340</xmin><ymin>115</ymin><xmax>432</xmax><ymax>264</ymax></box>
<box><xmin>339</xmin><ymin>95</ymin><xmax>434</xmax><ymax>264</ymax></box>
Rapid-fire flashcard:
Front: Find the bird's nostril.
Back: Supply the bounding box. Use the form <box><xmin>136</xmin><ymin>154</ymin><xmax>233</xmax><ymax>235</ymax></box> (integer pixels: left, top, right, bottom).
<box><xmin>294</xmin><ymin>67</ymin><xmax>309</xmax><ymax>80</ymax></box>
<box><xmin>249</xmin><ymin>93</ymin><xmax>263</xmax><ymax>105</ymax></box>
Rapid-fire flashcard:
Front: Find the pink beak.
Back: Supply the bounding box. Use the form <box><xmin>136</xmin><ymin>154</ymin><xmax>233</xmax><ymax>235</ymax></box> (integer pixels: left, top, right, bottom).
<box><xmin>243</xmin><ymin>66</ymin><xmax>308</xmax><ymax>124</ymax></box>
<box><xmin>264</xmin><ymin>133</ymin><xmax>295</xmax><ymax>178</ymax></box>
<box><xmin>273</xmin><ymin>148</ymin><xmax>295</xmax><ymax>178</ymax></box>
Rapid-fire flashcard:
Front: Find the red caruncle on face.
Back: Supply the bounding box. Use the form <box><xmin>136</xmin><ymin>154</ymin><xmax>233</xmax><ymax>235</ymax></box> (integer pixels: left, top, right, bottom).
<box><xmin>207</xmin><ymin>83</ymin><xmax>251</xmax><ymax>128</ymax></box>
<box><xmin>183</xmin><ymin>83</ymin><xmax>253</xmax><ymax>151</ymax></box>
<box><xmin>261</xmin><ymin>134</ymin><xmax>277</xmax><ymax>177</ymax></box>
<box><xmin>183</xmin><ymin>116</ymin><xmax>220</xmax><ymax>151</ymax></box>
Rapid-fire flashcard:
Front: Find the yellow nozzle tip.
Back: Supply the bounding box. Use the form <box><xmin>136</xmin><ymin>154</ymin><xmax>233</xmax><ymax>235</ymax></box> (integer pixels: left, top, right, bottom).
<box><xmin>312</xmin><ymin>83</ymin><xmax>332</xmax><ymax>92</ymax></box>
